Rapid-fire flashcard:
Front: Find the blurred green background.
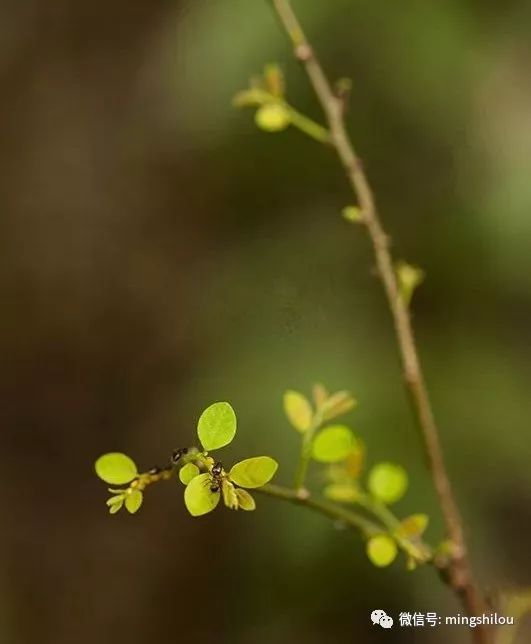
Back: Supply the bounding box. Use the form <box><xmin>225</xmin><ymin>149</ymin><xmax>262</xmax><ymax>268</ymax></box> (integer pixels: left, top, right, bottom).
<box><xmin>1</xmin><ymin>1</ymin><xmax>531</xmax><ymax>642</ymax></box>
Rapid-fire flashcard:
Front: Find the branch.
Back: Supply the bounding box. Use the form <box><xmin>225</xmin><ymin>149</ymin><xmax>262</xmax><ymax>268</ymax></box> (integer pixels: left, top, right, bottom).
<box><xmin>257</xmin><ymin>483</ymin><xmax>382</xmax><ymax>537</ymax></box>
<box><xmin>269</xmin><ymin>1</ymin><xmax>490</xmax><ymax>641</ymax></box>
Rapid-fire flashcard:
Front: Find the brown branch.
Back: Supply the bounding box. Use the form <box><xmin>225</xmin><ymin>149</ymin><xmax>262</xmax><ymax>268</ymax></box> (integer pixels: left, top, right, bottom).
<box><xmin>269</xmin><ymin>1</ymin><xmax>490</xmax><ymax>641</ymax></box>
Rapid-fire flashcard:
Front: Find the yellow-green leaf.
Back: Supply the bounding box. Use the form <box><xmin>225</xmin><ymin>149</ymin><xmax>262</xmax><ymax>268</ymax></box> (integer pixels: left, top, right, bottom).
<box><xmin>255</xmin><ymin>103</ymin><xmax>291</xmax><ymax>132</ymax></box>
<box><xmin>109</xmin><ymin>499</ymin><xmax>123</xmax><ymax>514</ymax></box>
<box><xmin>396</xmin><ymin>261</ymin><xmax>425</xmax><ymax>307</ymax></box>
<box><xmin>399</xmin><ymin>514</ymin><xmax>429</xmax><ymax>539</ymax></box>
<box><xmin>321</xmin><ymin>390</ymin><xmax>357</xmax><ymax>421</ymax></box>
<box><xmin>233</xmin><ymin>87</ymin><xmax>269</xmax><ymax>108</ymax></box>
<box><xmin>312</xmin><ymin>425</ymin><xmax>353</xmax><ymax>463</ymax></box>
<box><xmin>235</xmin><ymin>488</ymin><xmax>256</xmax><ymax>511</ymax></box>
<box><xmin>222</xmin><ymin>479</ymin><xmax>238</xmax><ymax>510</ymax></box>
<box><xmin>125</xmin><ymin>489</ymin><xmax>143</xmax><ymax>514</ymax></box>
<box><xmin>179</xmin><ymin>462</ymin><xmax>200</xmax><ymax>485</ymax></box>
<box><xmin>342</xmin><ymin>206</ymin><xmax>362</xmax><ymax>223</ymax></box>
<box><xmin>368</xmin><ymin>462</ymin><xmax>408</xmax><ymax>504</ymax></box>
<box><xmin>184</xmin><ymin>473</ymin><xmax>220</xmax><ymax>517</ymax></box>
<box><xmin>197</xmin><ymin>402</ymin><xmax>237</xmax><ymax>451</ymax></box>
<box><xmin>323</xmin><ymin>484</ymin><xmax>360</xmax><ymax>503</ymax></box>
<box><xmin>283</xmin><ymin>390</ymin><xmax>313</xmax><ymax>433</ymax></box>
<box><xmin>95</xmin><ymin>453</ymin><xmax>138</xmax><ymax>485</ymax></box>
<box><xmin>229</xmin><ymin>456</ymin><xmax>278</xmax><ymax>488</ymax></box>
<box><xmin>366</xmin><ymin>535</ymin><xmax>398</xmax><ymax>567</ymax></box>
<box><xmin>345</xmin><ymin>442</ymin><xmax>365</xmax><ymax>479</ymax></box>
<box><xmin>106</xmin><ymin>495</ymin><xmax>124</xmax><ymax>506</ymax></box>
<box><xmin>263</xmin><ymin>63</ymin><xmax>285</xmax><ymax>98</ymax></box>
<box><xmin>406</xmin><ymin>556</ymin><xmax>417</xmax><ymax>571</ymax></box>
<box><xmin>312</xmin><ymin>383</ymin><xmax>329</xmax><ymax>409</ymax></box>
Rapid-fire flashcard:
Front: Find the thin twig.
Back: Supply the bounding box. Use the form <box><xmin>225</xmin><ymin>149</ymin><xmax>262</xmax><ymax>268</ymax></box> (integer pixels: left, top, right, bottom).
<box><xmin>269</xmin><ymin>1</ymin><xmax>490</xmax><ymax>641</ymax></box>
<box><xmin>293</xmin><ymin>410</ymin><xmax>322</xmax><ymax>491</ymax></box>
<box><xmin>257</xmin><ymin>483</ymin><xmax>382</xmax><ymax>537</ymax></box>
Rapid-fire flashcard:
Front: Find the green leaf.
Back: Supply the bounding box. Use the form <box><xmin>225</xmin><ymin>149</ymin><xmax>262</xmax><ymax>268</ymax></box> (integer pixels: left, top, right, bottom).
<box><xmin>283</xmin><ymin>390</ymin><xmax>313</xmax><ymax>433</ymax></box>
<box><xmin>229</xmin><ymin>456</ymin><xmax>278</xmax><ymax>488</ymax></box>
<box><xmin>222</xmin><ymin>480</ymin><xmax>239</xmax><ymax>510</ymax></box>
<box><xmin>235</xmin><ymin>488</ymin><xmax>256</xmax><ymax>511</ymax></box>
<box><xmin>342</xmin><ymin>206</ymin><xmax>363</xmax><ymax>223</ymax></box>
<box><xmin>396</xmin><ymin>261</ymin><xmax>425</xmax><ymax>307</ymax></box>
<box><xmin>106</xmin><ymin>494</ymin><xmax>125</xmax><ymax>506</ymax></box>
<box><xmin>366</xmin><ymin>535</ymin><xmax>398</xmax><ymax>567</ymax></box>
<box><xmin>321</xmin><ymin>390</ymin><xmax>357</xmax><ymax>421</ymax></box>
<box><xmin>263</xmin><ymin>63</ymin><xmax>285</xmax><ymax>98</ymax></box>
<box><xmin>312</xmin><ymin>425</ymin><xmax>353</xmax><ymax>463</ymax></box>
<box><xmin>398</xmin><ymin>514</ymin><xmax>429</xmax><ymax>539</ymax></box>
<box><xmin>109</xmin><ymin>499</ymin><xmax>123</xmax><ymax>514</ymax></box>
<box><xmin>345</xmin><ymin>442</ymin><xmax>365</xmax><ymax>479</ymax></box>
<box><xmin>125</xmin><ymin>489</ymin><xmax>143</xmax><ymax>514</ymax></box>
<box><xmin>184</xmin><ymin>473</ymin><xmax>220</xmax><ymax>516</ymax></box>
<box><xmin>233</xmin><ymin>87</ymin><xmax>269</xmax><ymax>108</ymax></box>
<box><xmin>179</xmin><ymin>462</ymin><xmax>200</xmax><ymax>485</ymax></box>
<box><xmin>197</xmin><ymin>402</ymin><xmax>237</xmax><ymax>451</ymax></box>
<box><xmin>95</xmin><ymin>453</ymin><xmax>138</xmax><ymax>485</ymax></box>
<box><xmin>312</xmin><ymin>383</ymin><xmax>329</xmax><ymax>409</ymax></box>
<box><xmin>367</xmin><ymin>462</ymin><xmax>408</xmax><ymax>504</ymax></box>
<box><xmin>323</xmin><ymin>484</ymin><xmax>360</xmax><ymax>503</ymax></box>
<box><xmin>255</xmin><ymin>103</ymin><xmax>291</xmax><ymax>132</ymax></box>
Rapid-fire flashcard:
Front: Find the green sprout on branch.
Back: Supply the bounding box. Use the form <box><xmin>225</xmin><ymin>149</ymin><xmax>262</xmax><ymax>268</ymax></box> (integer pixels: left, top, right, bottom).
<box><xmin>95</xmin><ymin>401</ymin><xmax>278</xmax><ymax>517</ymax></box>
<box><xmin>95</xmin><ymin>386</ymin><xmax>434</xmax><ymax>571</ymax></box>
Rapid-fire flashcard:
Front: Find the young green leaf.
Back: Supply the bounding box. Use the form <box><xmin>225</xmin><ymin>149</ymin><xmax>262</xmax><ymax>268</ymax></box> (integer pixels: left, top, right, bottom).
<box><xmin>255</xmin><ymin>103</ymin><xmax>291</xmax><ymax>132</ymax></box>
<box><xmin>229</xmin><ymin>456</ymin><xmax>278</xmax><ymax>488</ymax></box>
<box><xmin>283</xmin><ymin>390</ymin><xmax>313</xmax><ymax>433</ymax></box>
<box><xmin>235</xmin><ymin>488</ymin><xmax>256</xmax><ymax>511</ymax></box>
<box><xmin>106</xmin><ymin>494</ymin><xmax>125</xmax><ymax>507</ymax></box>
<box><xmin>396</xmin><ymin>261</ymin><xmax>425</xmax><ymax>307</ymax></box>
<box><xmin>109</xmin><ymin>499</ymin><xmax>123</xmax><ymax>514</ymax></box>
<box><xmin>323</xmin><ymin>484</ymin><xmax>360</xmax><ymax>503</ymax></box>
<box><xmin>95</xmin><ymin>453</ymin><xmax>138</xmax><ymax>485</ymax></box>
<box><xmin>342</xmin><ymin>206</ymin><xmax>362</xmax><ymax>223</ymax></box>
<box><xmin>184</xmin><ymin>473</ymin><xmax>220</xmax><ymax>516</ymax></box>
<box><xmin>366</xmin><ymin>535</ymin><xmax>398</xmax><ymax>567</ymax></box>
<box><xmin>197</xmin><ymin>402</ymin><xmax>237</xmax><ymax>451</ymax></box>
<box><xmin>345</xmin><ymin>442</ymin><xmax>365</xmax><ymax>479</ymax></box>
<box><xmin>125</xmin><ymin>489</ymin><xmax>143</xmax><ymax>514</ymax></box>
<box><xmin>398</xmin><ymin>514</ymin><xmax>429</xmax><ymax>539</ymax></box>
<box><xmin>367</xmin><ymin>462</ymin><xmax>408</xmax><ymax>504</ymax></box>
<box><xmin>263</xmin><ymin>63</ymin><xmax>285</xmax><ymax>98</ymax></box>
<box><xmin>222</xmin><ymin>479</ymin><xmax>239</xmax><ymax>510</ymax></box>
<box><xmin>321</xmin><ymin>390</ymin><xmax>357</xmax><ymax>421</ymax></box>
<box><xmin>312</xmin><ymin>383</ymin><xmax>329</xmax><ymax>409</ymax></box>
<box><xmin>179</xmin><ymin>462</ymin><xmax>200</xmax><ymax>485</ymax></box>
<box><xmin>312</xmin><ymin>425</ymin><xmax>353</xmax><ymax>463</ymax></box>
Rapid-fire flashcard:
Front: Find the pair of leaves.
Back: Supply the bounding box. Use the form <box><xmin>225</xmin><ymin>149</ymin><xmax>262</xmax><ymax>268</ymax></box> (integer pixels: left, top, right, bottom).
<box><xmin>234</xmin><ymin>64</ymin><xmax>291</xmax><ymax>133</ymax></box>
<box><xmin>367</xmin><ymin>515</ymin><xmax>429</xmax><ymax>569</ymax></box>
<box><xmin>325</xmin><ymin>464</ymin><xmax>411</xmax><ymax>509</ymax></box>
<box><xmin>184</xmin><ymin>456</ymin><xmax>278</xmax><ymax>517</ymax></box>
<box><xmin>107</xmin><ymin>490</ymin><xmax>144</xmax><ymax>515</ymax></box>
<box><xmin>283</xmin><ymin>387</ymin><xmax>357</xmax><ymax>434</ymax></box>
<box><xmin>95</xmin><ymin>454</ymin><xmax>145</xmax><ymax>514</ymax></box>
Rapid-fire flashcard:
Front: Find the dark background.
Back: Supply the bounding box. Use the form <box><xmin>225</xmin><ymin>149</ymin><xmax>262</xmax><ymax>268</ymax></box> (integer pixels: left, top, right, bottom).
<box><xmin>1</xmin><ymin>1</ymin><xmax>531</xmax><ymax>643</ymax></box>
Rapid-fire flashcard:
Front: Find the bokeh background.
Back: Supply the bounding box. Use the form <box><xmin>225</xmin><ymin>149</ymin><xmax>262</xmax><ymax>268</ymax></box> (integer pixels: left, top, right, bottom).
<box><xmin>1</xmin><ymin>1</ymin><xmax>531</xmax><ymax>643</ymax></box>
